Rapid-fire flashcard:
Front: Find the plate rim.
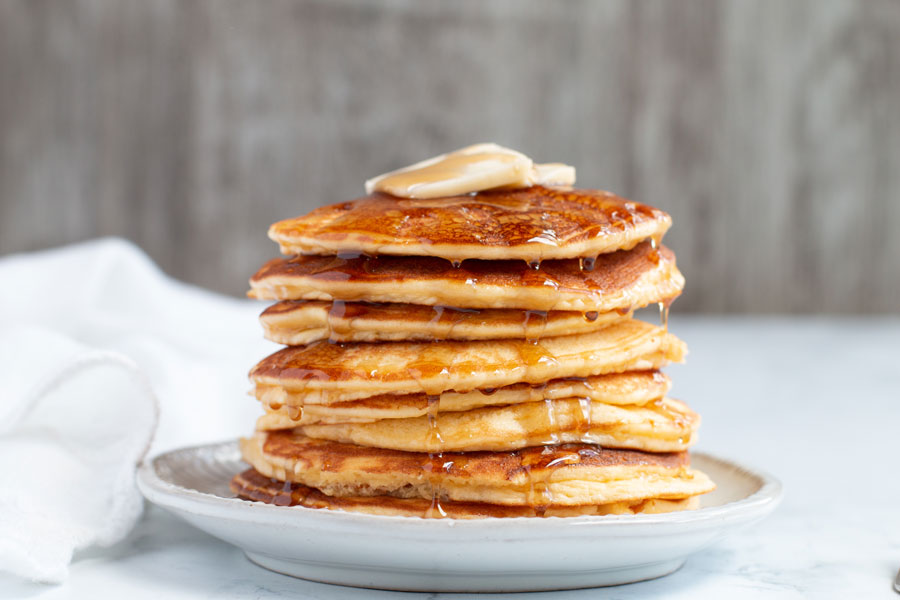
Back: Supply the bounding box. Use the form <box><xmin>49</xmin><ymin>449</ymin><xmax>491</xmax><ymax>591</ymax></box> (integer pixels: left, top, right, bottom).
<box><xmin>138</xmin><ymin>439</ymin><xmax>782</xmax><ymax>534</ymax></box>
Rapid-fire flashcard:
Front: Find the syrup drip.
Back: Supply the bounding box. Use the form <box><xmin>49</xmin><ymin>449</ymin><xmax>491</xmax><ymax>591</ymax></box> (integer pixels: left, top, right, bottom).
<box><xmin>580</xmin><ymin>255</ymin><xmax>597</xmax><ymax>272</ymax></box>
<box><xmin>307</xmin><ymin>256</ymin><xmax>356</xmax><ymax>278</ymax></box>
<box><xmin>274</xmin><ymin>342</ymin><xmax>332</xmax><ymax>382</ymax></box>
<box><xmin>406</xmin><ymin>343</ymin><xmax>452</xmax><ymax>396</ymax></box>
<box><xmin>428</xmin><ymin>305</ymin><xmax>481</xmax><ymax>339</ymax></box>
<box><xmin>519</xmin><ymin>265</ymin><xmax>561</xmax><ymax>310</ymax></box>
<box><xmin>287</xmin><ymin>405</ymin><xmax>302</xmax><ymax>421</ymax></box>
<box><xmin>647</xmin><ymin>234</ymin><xmax>662</xmax><ymax>265</ymax></box>
<box><xmin>428</xmin><ymin>305</ymin><xmax>445</xmax><ymax>328</ymax></box>
<box><xmin>543</xmin><ymin>398</ymin><xmax>561</xmax><ymax>445</ymax></box>
<box><xmin>583</xmin><ymin>311</ymin><xmax>599</xmax><ymax>322</ymax></box>
<box><xmin>522</xmin><ymin>448</ymin><xmax>554</xmax><ymax>517</ymax></box>
<box><xmin>576</xmin><ymin>397</ymin><xmax>593</xmax><ymax>442</ymax></box>
<box><xmin>326</xmin><ymin>300</ymin><xmax>349</xmax><ymax>341</ymax></box>
<box><xmin>516</xmin><ymin>340</ymin><xmax>560</xmax><ymax>374</ymax></box>
<box><xmin>450</xmin><ymin>260</ymin><xmax>463</xmax><ymax>269</ymax></box>
<box><xmin>423</xmin><ymin>395</ymin><xmax>447</xmax><ymax>518</ymax></box>
<box><xmin>657</xmin><ymin>296</ymin><xmax>673</xmax><ymax>331</ymax></box>
<box><xmin>521</xmin><ymin>447</ymin><xmax>583</xmax><ymax>517</ymax></box>
<box><xmin>273</xmin><ymin>478</ymin><xmax>294</xmax><ymax>507</ymax></box>
<box><xmin>645</xmin><ymin>398</ymin><xmax>690</xmax><ymax>429</ymax></box>
<box><xmin>273</xmin><ymin>458</ymin><xmax>296</xmax><ymax>506</ymax></box>
<box><xmin>525</xmin><ymin>381</ymin><xmax>546</xmax><ymax>403</ymax></box>
<box><xmin>528</xmin><ymin>259</ymin><xmax>542</xmax><ymax>270</ymax></box>
<box><xmin>522</xmin><ymin>309</ymin><xmax>549</xmax><ymax>342</ymax></box>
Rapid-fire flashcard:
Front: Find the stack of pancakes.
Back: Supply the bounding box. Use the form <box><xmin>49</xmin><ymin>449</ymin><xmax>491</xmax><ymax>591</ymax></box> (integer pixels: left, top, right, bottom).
<box><xmin>232</xmin><ymin>185</ymin><xmax>715</xmax><ymax>518</ymax></box>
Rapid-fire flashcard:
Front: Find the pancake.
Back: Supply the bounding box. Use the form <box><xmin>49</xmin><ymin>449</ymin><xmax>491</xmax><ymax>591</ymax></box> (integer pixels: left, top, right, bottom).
<box><xmin>256</xmin><ymin>370</ymin><xmax>671</xmax><ymax>423</ymax></box>
<box><xmin>250</xmin><ymin>318</ymin><xmax>685</xmax><ymax>402</ymax></box>
<box><xmin>260</xmin><ymin>300</ymin><xmax>628</xmax><ymax>345</ymax></box>
<box><xmin>231</xmin><ymin>468</ymin><xmax>700</xmax><ymax>518</ymax></box>
<box><xmin>248</xmin><ymin>241</ymin><xmax>684</xmax><ymax>312</ymax></box>
<box><xmin>267</xmin><ymin>186</ymin><xmax>671</xmax><ymax>262</ymax></box>
<box><xmin>257</xmin><ymin>397</ymin><xmax>698</xmax><ymax>454</ymax></box>
<box><xmin>240</xmin><ymin>432</ymin><xmax>715</xmax><ymax>507</ymax></box>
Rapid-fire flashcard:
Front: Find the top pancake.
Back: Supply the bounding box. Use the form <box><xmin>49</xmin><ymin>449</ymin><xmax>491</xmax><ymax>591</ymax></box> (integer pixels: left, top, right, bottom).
<box><xmin>267</xmin><ymin>187</ymin><xmax>671</xmax><ymax>262</ymax></box>
<box><xmin>249</xmin><ymin>241</ymin><xmax>683</xmax><ymax>312</ymax></box>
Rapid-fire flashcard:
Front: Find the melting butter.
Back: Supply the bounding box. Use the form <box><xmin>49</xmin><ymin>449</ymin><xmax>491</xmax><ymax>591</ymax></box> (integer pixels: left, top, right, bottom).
<box><xmin>365</xmin><ymin>143</ymin><xmax>576</xmax><ymax>199</ymax></box>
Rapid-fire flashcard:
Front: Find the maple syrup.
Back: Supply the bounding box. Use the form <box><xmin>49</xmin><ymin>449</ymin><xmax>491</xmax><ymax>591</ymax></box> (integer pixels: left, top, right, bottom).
<box><xmin>542</xmin><ymin>398</ymin><xmax>561</xmax><ymax>445</ymax></box>
<box><xmin>522</xmin><ymin>448</ymin><xmax>554</xmax><ymax>517</ymax></box>
<box><xmin>326</xmin><ymin>300</ymin><xmax>350</xmax><ymax>340</ymax></box>
<box><xmin>522</xmin><ymin>309</ymin><xmax>549</xmax><ymax>341</ymax></box>
<box><xmin>423</xmin><ymin>395</ymin><xmax>447</xmax><ymax>518</ymax></box>
<box><xmin>576</xmin><ymin>397</ymin><xmax>593</xmax><ymax>441</ymax></box>
<box><xmin>580</xmin><ymin>255</ymin><xmax>597</xmax><ymax>272</ymax></box>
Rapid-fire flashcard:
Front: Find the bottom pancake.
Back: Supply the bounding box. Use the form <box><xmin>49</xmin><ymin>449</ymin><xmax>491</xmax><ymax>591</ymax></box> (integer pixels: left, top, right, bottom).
<box><xmin>231</xmin><ymin>468</ymin><xmax>700</xmax><ymax>519</ymax></box>
<box><xmin>240</xmin><ymin>431</ymin><xmax>715</xmax><ymax>507</ymax></box>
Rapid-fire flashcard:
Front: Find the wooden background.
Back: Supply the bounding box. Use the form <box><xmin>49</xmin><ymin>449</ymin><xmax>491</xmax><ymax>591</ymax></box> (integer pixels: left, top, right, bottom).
<box><xmin>1</xmin><ymin>0</ymin><xmax>898</xmax><ymax>312</ymax></box>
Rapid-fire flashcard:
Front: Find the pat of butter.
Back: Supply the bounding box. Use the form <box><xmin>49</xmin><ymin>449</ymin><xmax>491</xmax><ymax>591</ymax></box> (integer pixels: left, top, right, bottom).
<box><xmin>365</xmin><ymin>143</ymin><xmax>576</xmax><ymax>199</ymax></box>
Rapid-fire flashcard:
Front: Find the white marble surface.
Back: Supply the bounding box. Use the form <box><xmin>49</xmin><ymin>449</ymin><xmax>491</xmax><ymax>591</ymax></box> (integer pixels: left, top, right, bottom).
<box><xmin>1</xmin><ymin>316</ymin><xmax>899</xmax><ymax>599</ymax></box>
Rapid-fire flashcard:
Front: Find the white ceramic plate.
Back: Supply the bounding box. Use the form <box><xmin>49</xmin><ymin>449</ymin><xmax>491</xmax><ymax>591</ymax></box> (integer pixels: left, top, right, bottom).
<box><xmin>137</xmin><ymin>441</ymin><xmax>781</xmax><ymax>593</ymax></box>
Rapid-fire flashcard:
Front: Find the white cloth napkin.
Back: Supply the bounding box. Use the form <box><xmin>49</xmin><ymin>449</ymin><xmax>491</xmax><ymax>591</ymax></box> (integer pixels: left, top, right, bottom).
<box><xmin>0</xmin><ymin>238</ymin><xmax>275</xmax><ymax>582</ymax></box>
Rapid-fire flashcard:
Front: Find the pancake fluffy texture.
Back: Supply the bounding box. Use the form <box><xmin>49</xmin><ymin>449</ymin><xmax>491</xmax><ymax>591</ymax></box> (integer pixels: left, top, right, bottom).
<box><xmin>257</xmin><ymin>397</ymin><xmax>698</xmax><ymax>453</ymax></box>
<box><xmin>250</xmin><ymin>319</ymin><xmax>685</xmax><ymax>401</ymax></box>
<box><xmin>256</xmin><ymin>370</ymin><xmax>672</xmax><ymax>422</ymax></box>
<box><xmin>231</xmin><ymin>468</ymin><xmax>699</xmax><ymax>519</ymax></box>
<box><xmin>239</xmin><ymin>432</ymin><xmax>715</xmax><ymax>507</ymax></box>
<box><xmin>260</xmin><ymin>300</ymin><xmax>628</xmax><ymax>345</ymax></box>
<box><xmin>267</xmin><ymin>186</ymin><xmax>672</xmax><ymax>262</ymax></box>
<box><xmin>248</xmin><ymin>242</ymin><xmax>684</xmax><ymax>312</ymax></box>
<box><xmin>238</xmin><ymin>156</ymin><xmax>713</xmax><ymax>519</ymax></box>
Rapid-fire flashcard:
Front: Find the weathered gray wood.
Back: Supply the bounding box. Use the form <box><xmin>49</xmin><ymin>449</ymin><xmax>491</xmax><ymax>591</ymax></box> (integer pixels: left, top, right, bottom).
<box><xmin>1</xmin><ymin>0</ymin><xmax>898</xmax><ymax>312</ymax></box>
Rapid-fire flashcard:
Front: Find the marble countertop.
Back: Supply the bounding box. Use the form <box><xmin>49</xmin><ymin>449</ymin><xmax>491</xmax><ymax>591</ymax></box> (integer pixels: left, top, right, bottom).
<box><xmin>2</xmin><ymin>317</ymin><xmax>898</xmax><ymax>599</ymax></box>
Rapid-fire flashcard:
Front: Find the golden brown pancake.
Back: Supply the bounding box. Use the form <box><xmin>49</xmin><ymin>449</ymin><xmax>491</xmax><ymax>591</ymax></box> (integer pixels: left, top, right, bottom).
<box><xmin>260</xmin><ymin>300</ymin><xmax>628</xmax><ymax>345</ymax></box>
<box><xmin>257</xmin><ymin>397</ymin><xmax>698</xmax><ymax>454</ymax></box>
<box><xmin>256</xmin><ymin>371</ymin><xmax>671</xmax><ymax>423</ymax></box>
<box><xmin>267</xmin><ymin>187</ymin><xmax>671</xmax><ymax>262</ymax></box>
<box><xmin>248</xmin><ymin>241</ymin><xmax>683</xmax><ymax>312</ymax></box>
<box><xmin>240</xmin><ymin>432</ymin><xmax>715</xmax><ymax>506</ymax></box>
<box><xmin>231</xmin><ymin>468</ymin><xmax>700</xmax><ymax>518</ymax></box>
<box><xmin>250</xmin><ymin>318</ymin><xmax>685</xmax><ymax>402</ymax></box>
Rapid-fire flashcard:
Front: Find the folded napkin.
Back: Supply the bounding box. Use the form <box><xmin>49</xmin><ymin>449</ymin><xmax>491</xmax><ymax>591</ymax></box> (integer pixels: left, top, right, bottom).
<box><xmin>0</xmin><ymin>327</ymin><xmax>157</xmax><ymax>582</ymax></box>
<box><xmin>0</xmin><ymin>238</ymin><xmax>273</xmax><ymax>582</ymax></box>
